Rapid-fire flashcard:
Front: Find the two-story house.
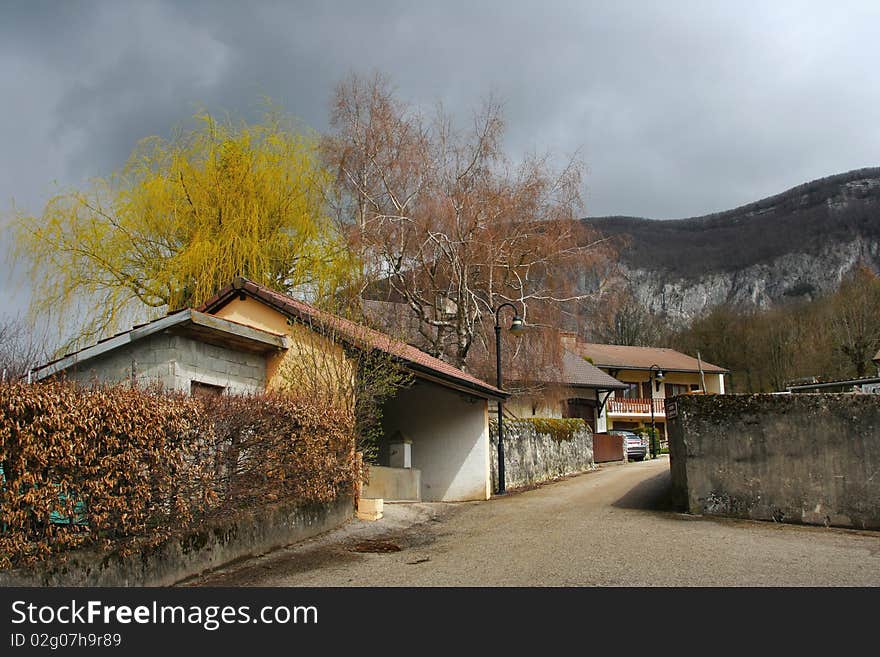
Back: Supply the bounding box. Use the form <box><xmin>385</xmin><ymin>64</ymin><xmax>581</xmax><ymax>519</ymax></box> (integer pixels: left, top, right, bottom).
<box><xmin>571</xmin><ymin>337</ymin><xmax>728</xmax><ymax>442</ymax></box>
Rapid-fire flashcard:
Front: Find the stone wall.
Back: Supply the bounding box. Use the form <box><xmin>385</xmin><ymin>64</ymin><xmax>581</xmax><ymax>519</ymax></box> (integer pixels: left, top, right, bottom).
<box><xmin>65</xmin><ymin>332</ymin><xmax>266</xmax><ymax>394</ymax></box>
<box><xmin>0</xmin><ymin>495</ymin><xmax>353</xmax><ymax>586</ymax></box>
<box><xmin>490</xmin><ymin>420</ymin><xmax>593</xmax><ymax>491</ymax></box>
<box><xmin>668</xmin><ymin>394</ymin><xmax>880</xmax><ymax>529</ymax></box>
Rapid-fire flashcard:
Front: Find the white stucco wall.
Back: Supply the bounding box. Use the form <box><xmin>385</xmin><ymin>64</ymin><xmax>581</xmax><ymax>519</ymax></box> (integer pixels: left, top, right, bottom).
<box><xmin>63</xmin><ymin>333</ymin><xmax>266</xmax><ymax>394</ymax></box>
<box><xmin>706</xmin><ymin>372</ymin><xmax>725</xmax><ymax>394</ymax></box>
<box><xmin>381</xmin><ymin>380</ymin><xmax>491</xmax><ymax>502</ymax></box>
<box><xmin>596</xmin><ymin>410</ymin><xmax>608</xmax><ymax>433</ymax></box>
<box><xmin>507</xmin><ymin>387</ymin><xmax>600</xmax><ymax>420</ymax></box>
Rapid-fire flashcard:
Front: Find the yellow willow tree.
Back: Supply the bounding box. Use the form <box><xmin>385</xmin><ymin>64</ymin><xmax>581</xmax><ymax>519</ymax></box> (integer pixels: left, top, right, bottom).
<box><xmin>14</xmin><ymin>109</ymin><xmax>357</xmax><ymax>347</ymax></box>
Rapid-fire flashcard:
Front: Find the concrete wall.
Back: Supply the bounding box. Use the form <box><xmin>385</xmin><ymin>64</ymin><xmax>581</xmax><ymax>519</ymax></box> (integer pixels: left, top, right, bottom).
<box><xmin>668</xmin><ymin>394</ymin><xmax>880</xmax><ymax>529</ymax></box>
<box><xmin>362</xmin><ymin>465</ymin><xmax>422</xmax><ymax>501</ymax></box>
<box><xmin>381</xmin><ymin>380</ymin><xmax>491</xmax><ymax>502</ymax></box>
<box><xmin>65</xmin><ymin>332</ymin><xmax>266</xmax><ymax>394</ymax></box>
<box><xmin>0</xmin><ymin>495</ymin><xmax>353</xmax><ymax>586</ymax></box>
<box><xmin>490</xmin><ymin>420</ymin><xmax>594</xmax><ymax>490</ymax></box>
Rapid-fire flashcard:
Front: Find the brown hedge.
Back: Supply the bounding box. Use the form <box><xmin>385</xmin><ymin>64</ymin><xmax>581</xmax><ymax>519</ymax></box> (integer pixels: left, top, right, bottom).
<box><xmin>0</xmin><ymin>381</ymin><xmax>355</xmax><ymax>569</ymax></box>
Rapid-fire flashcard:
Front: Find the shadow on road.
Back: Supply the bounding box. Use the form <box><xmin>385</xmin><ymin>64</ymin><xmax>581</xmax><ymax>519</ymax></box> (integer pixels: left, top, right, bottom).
<box><xmin>611</xmin><ymin>467</ymin><xmax>681</xmax><ymax>512</ymax></box>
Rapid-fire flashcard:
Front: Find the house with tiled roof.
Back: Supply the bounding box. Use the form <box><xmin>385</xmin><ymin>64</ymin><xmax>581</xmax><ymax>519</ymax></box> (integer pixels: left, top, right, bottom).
<box><xmin>32</xmin><ymin>277</ymin><xmax>508</xmax><ymax>503</ymax></box>
<box><xmin>505</xmin><ymin>346</ymin><xmax>628</xmax><ymax>432</ymax></box>
<box><xmin>502</xmin><ymin>334</ymin><xmax>727</xmax><ymax>440</ymax></box>
<box><xmin>571</xmin><ymin>335</ymin><xmax>728</xmax><ymax>441</ymax></box>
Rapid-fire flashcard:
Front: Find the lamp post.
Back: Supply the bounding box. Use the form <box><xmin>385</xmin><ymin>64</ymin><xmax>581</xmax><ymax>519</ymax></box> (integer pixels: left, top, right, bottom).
<box><xmin>648</xmin><ymin>364</ymin><xmax>664</xmax><ymax>459</ymax></box>
<box><xmin>493</xmin><ymin>302</ymin><xmax>525</xmax><ymax>494</ymax></box>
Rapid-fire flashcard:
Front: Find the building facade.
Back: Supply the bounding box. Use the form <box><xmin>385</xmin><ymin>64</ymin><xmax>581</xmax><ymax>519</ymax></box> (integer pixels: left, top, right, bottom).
<box><xmin>573</xmin><ymin>338</ymin><xmax>728</xmax><ymax>442</ymax></box>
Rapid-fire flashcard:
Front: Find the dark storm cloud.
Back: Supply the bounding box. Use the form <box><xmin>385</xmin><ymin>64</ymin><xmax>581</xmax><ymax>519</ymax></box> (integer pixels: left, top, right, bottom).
<box><xmin>2</xmin><ymin>0</ymin><xmax>879</xmax><ymax>316</ymax></box>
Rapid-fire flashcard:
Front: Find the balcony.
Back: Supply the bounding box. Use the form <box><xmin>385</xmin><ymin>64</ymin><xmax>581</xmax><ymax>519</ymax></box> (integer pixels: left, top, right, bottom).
<box><xmin>606</xmin><ymin>398</ymin><xmax>666</xmax><ymax>417</ymax></box>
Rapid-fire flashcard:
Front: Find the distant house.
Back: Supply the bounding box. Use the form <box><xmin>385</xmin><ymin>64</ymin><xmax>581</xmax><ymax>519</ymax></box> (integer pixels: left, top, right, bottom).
<box><xmin>566</xmin><ymin>336</ymin><xmax>728</xmax><ymax>440</ymax></box>
<box><xmin>505</xmin><ymin>347</ymin><xmax>628</xmax><ymax>432</ymax></box>
<box><xmin>503</xmin><ymin>335</ymin><xmax>728</xmax><ymax>440</ymax></box>
<box><xmin>32</xmin><ymin>277</ymin><xmax>508</xmax><ymax>503</ymax></box>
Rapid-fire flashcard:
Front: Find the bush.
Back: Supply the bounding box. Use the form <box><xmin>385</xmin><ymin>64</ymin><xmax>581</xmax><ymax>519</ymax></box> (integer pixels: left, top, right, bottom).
<box><xmin>0</xmin><ymin>381</ymin><xmax>355</xmax><ymax>569</ymax></box>
<box><xmin>199</xmin><ymin>393</ymin><xmax>355</xmax><ymax>510</ymax></box>
<box><xmin>512</xmin><ymin>418</ymin><xmax>587</xmax><ymax>442</ymax></box>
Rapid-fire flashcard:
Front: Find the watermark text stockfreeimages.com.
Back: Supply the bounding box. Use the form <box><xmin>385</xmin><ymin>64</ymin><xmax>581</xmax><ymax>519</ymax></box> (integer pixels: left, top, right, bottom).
<box><xmin>10</xmin><ymin>599</ymin><xmax>317</xmax><ymax>632</ymax></box>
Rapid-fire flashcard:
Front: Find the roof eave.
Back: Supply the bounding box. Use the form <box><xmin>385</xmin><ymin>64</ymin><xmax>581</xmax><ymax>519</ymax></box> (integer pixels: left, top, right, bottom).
<box><xmin>508</xmin><ymin>378</ymin><xmax>629</xmax><ymax>390</ymax></box>
<box><xmin>591</xmin><ymin>364</ymin><xmax>730</xmax><ymax>375</ymax></box>
<box><xmin>406</xmin><ymin>363</ymin><xmax>509</xmax><ymax>401</ymax></box>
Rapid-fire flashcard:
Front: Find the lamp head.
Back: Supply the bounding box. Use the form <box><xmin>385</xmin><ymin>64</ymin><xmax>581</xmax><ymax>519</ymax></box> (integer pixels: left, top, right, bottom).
<box><xmin>656</xmin><ymin>369</ymin><xmax>665</xmax><ymax>381</ymax></box>
<box><xmin>509</xmin><ymin>315</ymin><xmax>526</xmax><ymax>336</ymax></box>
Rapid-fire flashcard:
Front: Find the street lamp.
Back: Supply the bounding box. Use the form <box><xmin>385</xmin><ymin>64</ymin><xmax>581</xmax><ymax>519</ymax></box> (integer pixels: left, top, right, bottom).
<box><xmin>648</xmin><ymin>364</ymin><xmax>664</xmax><ymax>459</ymax></box>
<box><xmin>493</xmin><ymin>302</ymin><xmax>525</xmax><ymax>494</ymax></box>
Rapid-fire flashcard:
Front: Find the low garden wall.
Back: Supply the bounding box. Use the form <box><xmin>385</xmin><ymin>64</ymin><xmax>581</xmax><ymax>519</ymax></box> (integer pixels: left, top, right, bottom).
<box><xmin>668</xmin><ymin>393</ymin><xmax>880</xmax><ymax>529</ymax></box>
<box><xmin>362</xmin><ymin>465</ymin><xmax>421</xmax><ymax>501</ymax></box>
<box><xmin>0</xmin><ymin>494</ymin><xmax>353</xmax><ymax>586</ymax></box>
<box><xmin>490</xmin><ymin>419</ymin><xmax>593</xmax><ymax>491</ymax></box>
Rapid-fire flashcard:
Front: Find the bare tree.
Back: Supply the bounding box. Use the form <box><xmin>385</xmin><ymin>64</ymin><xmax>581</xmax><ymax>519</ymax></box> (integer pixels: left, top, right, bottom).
<box><xmin>0</xmin><ymin>316</ymin><xmax>51</xmax><ymax>381</ymax></box>
<box><xmin>827</xmin><ymin>265</ymin><xmax>880</xmax><ymax>378</ymax></box>
<box><xmin>588</xmin><ymin>289</ymin><xmax>666</xmax><ymax>346</ymax></box>
<box><xmin>323</xmin><ymin>73</ymin><xmax>614</xmax><ymax>377</ymax></box>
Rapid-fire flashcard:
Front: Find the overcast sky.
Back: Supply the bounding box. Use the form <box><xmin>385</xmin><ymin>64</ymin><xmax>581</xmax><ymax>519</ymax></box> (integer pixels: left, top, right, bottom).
<box><xmin>2</xmin><ymin>0</ymin><xmax>880</xmax><ymax>321</ymax></box>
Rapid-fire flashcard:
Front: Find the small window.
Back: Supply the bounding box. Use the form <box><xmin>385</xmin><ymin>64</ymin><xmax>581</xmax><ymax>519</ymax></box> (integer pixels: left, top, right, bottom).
<box><xmin>666</xmin><ymin>383</ymin><xmax>690</xmax><ymax>398</ymax></box>
<box><xmin>623</xmin><ymin>383</ymin><xmax>641</xmax><ymax>399</ymax></box>
<box><xmin>190</xmin><ymin>381</ymin><xmax>225</xmax><ymax>398</ymax></box>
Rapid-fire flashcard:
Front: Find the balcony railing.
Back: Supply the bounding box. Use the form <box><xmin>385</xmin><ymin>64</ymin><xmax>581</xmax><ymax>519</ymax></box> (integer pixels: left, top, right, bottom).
<box><xmin>607</xmin><ymin>398</ymin><xmax>666</xmax><ymax>416</ymax></box>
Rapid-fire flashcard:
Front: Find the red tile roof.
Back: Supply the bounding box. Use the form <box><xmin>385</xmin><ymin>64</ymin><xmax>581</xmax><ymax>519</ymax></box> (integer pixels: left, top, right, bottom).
<box><xmin>198</xmin><ymin>277</ymin><xmax>507</xmax><ymax>400</ymax></box>
<box><xmin>576</xmin><ymin>342</ymin><xmax>728</xmax><ymax>374</ymax></box>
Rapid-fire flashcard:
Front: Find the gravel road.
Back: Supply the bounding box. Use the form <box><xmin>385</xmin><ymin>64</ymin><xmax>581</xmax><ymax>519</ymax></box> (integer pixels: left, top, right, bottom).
<box><xmin>184</xmin><ymin>457</ymin><xmax>880</xmax><ymax>586</ymax></box>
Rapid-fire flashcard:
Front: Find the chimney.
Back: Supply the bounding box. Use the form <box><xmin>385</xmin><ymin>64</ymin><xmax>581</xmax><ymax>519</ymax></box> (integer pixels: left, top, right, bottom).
<box><xmin>560</xmin><ymin>331</ymin><xmax>578</xmax><ymax>350</ymax></box>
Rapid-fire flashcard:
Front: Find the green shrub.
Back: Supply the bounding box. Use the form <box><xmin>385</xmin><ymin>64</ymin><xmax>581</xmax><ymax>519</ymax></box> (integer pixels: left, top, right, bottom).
<box><xmin>525</xmin><ymin>418</ymin><xmax>586</xmax><ymax>442</ymax></box>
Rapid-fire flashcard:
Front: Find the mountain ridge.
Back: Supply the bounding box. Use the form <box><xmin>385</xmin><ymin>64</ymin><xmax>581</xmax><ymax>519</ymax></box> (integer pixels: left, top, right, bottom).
<box><xmin>584</xmin><ymin>167</ymin><xmax>880</xmax><ymax>320</ymax></box>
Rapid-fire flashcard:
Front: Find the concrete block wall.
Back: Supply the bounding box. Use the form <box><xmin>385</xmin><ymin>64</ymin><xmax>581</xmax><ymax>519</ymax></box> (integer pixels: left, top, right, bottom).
<box><xmin>0</xmin><ymin>495</ymin><xmax>354</xmax><ymax>586</ymax></box>
<box><xmin>668</xmin><ymin>393</ymin><xmax>880</xmax><ymax>529</ymax></box>
<box><xmin>65</xmin><ymin>332</ymin><xmax>266</xmax><ymax>394</ymax></box>
<box><xmin>490</xmin><ymin>421</ymin><xmax>594</xmax><ymax>491</ymax></box>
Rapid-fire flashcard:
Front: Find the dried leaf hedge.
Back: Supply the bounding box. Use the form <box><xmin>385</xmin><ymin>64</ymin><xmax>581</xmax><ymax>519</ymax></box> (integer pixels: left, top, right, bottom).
<box><xmin>0</xmin><ymin>381</ymin><xmax>356</xmax><ymax>569</ymax></box>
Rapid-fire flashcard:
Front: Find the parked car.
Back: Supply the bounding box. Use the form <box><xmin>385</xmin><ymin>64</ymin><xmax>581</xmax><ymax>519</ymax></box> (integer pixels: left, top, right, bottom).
<box><xmin>610</xmin><ymin>430</ymin><xmax>647</xmax><ymax>462</ymax></box>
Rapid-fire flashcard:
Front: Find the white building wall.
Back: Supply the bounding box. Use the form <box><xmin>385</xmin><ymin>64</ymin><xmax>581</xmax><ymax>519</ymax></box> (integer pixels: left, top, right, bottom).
<box><xmin>381</xmin><ymin>380</ymin><xmax>491</xmax><ymax>502</ymax></box>
<box><xmin>506</xmin><ymin>387</ymin><xmax>600</xmax><ymax>421</ymax></box>
<box><xmin>707</xmin><ymin>373</ymin><xmax>725</xmax><ymax>394</ymax></box>
<box><xmin>596</xmin><ymin>405</ymin><xmax>608</xmax><ymax>432</ymax></box>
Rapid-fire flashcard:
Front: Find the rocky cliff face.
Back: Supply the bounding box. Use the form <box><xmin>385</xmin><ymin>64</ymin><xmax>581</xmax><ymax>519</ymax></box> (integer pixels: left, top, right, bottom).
<box><xmin>624</xmin><ymin>236</ymin><xmax>880</xmax><ymax>321</ymax></box>
<box><xmin>587</xmin><ymin>168</ymin><xmax>880</xmax><ymax>322</ymax></box>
